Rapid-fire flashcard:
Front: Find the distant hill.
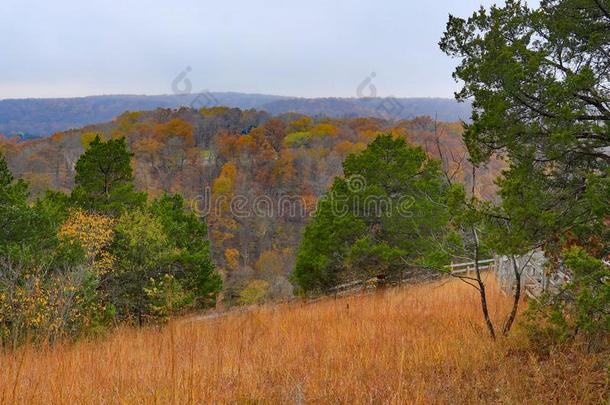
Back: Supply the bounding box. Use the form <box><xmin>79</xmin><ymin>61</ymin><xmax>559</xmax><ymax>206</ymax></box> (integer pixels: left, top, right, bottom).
<box><xmin>0</xmin><ymin>93</ymin><xmax>471</xmax><ymax>138</ymax></box>
<box><xmin>263</xmin><ymin>97</ymin><xmax>471</xmax><ymax>122</ymax></box>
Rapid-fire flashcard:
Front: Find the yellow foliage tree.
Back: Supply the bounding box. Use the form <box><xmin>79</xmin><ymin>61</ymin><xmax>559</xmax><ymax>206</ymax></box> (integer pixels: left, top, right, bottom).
<box><xmin>255</xmin><ymin>250</ymin><xmax>283</xmax><ymax>277</ymax></box>
<box><xmin>80</xmin><ymin>132</ymin><xmax>104</xmax><ymax>149</ymax></box>
<box><xmin>212</xmin><ymin>163</ymin><xmax>237</xmax><ymax>195</ymax></box>
<box><xmin>224</xmin><ymin>248</ymin><xmax>240</xmax><ymax>271</ymax></box>
<box><xmin>311</xmin><ymin>123</ymin><xmax>340</xmax><ymax>138</ymax></box>
<box><xmin>239</xmin><ymin>280</ymin><xmax>269</xmax><ymax>305</ymax></box>
<box><xmin>58</xmin><ymin>209</ymin><xmax>116</xmax><ymax>274</ymax></box>
<box><xmin>333</xmin><ymin>140</ymin><xmax>367</xmax><ymax>158</ymax></box>
<box><xmin>288</xmin><ymin>116</ymin><xmax>312</xmax><ymax>132</ymax></box>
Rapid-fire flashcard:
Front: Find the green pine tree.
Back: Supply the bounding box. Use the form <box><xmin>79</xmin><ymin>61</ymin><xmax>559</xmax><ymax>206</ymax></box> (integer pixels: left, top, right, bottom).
<box><xmin>440</xmin><ymin>0</ymin><xmax>610</xmax><ymax>343</ymax></box>
<box><xmin>0</xmin><ymin>150</ymin><xmax>14</xmax><ymax>189</ymax></box>
<box><xmin>292</xmin><ymin>134</ymin><xmax>452</xmax><ymax>294</ymax></box>
<box><xmin>72</xmin><ymin>135</ymin><xmax>145</xmax><ymax>214</ymax></box>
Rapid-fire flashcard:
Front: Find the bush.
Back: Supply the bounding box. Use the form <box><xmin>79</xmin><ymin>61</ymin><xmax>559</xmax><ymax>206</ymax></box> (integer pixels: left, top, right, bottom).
<box><xmin>239</xmin><ymin>280</ymin><xmax>270</xmax><ymax>305</ymax></box>
<box><xmin>524</xmin><ymin>247</ymin><xmax>609</xmax><ymax>352</ymax></box>
<box><xmin>144</xmin><ymin>274</ymin><xmax>192</xmax><ymax>322</ymax></box>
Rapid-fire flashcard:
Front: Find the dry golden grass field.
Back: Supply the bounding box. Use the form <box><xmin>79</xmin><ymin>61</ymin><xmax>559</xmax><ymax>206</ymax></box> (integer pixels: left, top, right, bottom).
<box><xmin>0</xmin><ymin>277</ymin><xmax>607</xmax><ymax>404</ymax></box>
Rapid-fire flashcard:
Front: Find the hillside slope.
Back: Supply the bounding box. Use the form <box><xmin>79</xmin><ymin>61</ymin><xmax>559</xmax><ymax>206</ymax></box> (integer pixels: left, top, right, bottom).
<box><xmin>0</xmin><ymin>278</ymin><xmax>605</xmax><ymax>403</ymax></box>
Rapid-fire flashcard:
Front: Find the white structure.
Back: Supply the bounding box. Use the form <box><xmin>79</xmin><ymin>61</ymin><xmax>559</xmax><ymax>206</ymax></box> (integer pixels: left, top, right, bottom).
<box><xmin>495</xmin><ymin>250</ymin><xmax>571</xmax><ymax>298</ymax></box>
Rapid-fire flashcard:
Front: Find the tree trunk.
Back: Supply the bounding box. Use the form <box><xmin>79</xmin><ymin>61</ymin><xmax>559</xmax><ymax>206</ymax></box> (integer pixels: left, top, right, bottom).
<box><xmin>473</xmin><ymin>227</ymin><xmax>496</xmax><ymax>340</ymax></box>
<box><xmin>477</xmin><ymin>281</ymin><xmax>496</xmax><ymax>340</ymax></box>
<box><xmin>502</xmin><ymin>255</ymin><xmax>521</xmax><ymax>336</ymax></box>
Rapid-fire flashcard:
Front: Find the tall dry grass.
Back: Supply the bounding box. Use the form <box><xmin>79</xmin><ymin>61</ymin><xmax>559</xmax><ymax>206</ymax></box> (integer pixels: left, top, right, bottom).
<box><xmin>0</xmin><ymin>277</ymin><xmax>607</xmax><ymax>404</ymax></box>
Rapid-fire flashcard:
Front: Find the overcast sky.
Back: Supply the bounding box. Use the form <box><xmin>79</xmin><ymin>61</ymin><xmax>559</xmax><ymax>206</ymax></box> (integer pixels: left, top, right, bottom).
<box><xmin>0</xmin><ymin>0</ymin><xmax>524</xmax><ymax>100</ymax></box>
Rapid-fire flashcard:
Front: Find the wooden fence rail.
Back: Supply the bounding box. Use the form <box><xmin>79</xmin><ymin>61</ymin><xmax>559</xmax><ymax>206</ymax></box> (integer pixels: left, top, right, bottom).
<box><xmin>329</xmin><ymin>259</ymin><xmax>496</xmax><ymax>296</ymax></box>
<box><xmin>328</xmin><ymin>253</ymin><xmax>607</xmax><ymax>299</ymax></box>
<box><xmin>445</xmin><ymin>258</ymin><xmax>495</xmax><ymax>275</ymax></box>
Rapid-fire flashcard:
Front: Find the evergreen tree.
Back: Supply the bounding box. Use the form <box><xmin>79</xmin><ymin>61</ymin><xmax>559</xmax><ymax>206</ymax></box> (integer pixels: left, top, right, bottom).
<box><xmin>0</xmin><ymin>150</ymin><xmax>13</xmax><ymax>189</ymax></box>
<box><xmin>149</xmin><ymin>193</ymin><xmax>221</xmax><ymax>307</ymax></box>
<box><xmin>72</xmin><ymin>135</ymin><xmax>145</xmax><ymax>214</ymax></box>
<box><xmin>440</xmin><ymin>0</ymin><xmax>609</xmax><ymax>256</ymax></box>
<box><xmin>292</xmin><ymin>134</ymin><xmax>451</xmax><ymax>294</ymax></box>
<box><xmin>441</xmin><ymin>0</ymin><xmax>610</xmax><ymax>343</ymax></box>
<box><xmin>0</xmin><ymin>150</ymin><xmax>46</xmax><ymax>249</ymax></box>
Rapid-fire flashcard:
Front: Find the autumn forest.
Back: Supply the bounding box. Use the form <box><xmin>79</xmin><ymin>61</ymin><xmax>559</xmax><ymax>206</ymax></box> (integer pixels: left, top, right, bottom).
<box><xmin>1</xmin><ymin>108</ymin><xmax>501</xmax><ymax>307</ymax></box>
<box><xmin>1</xmin><ymin>0</ymin><xmax>609</xmax><ymax>402</ymax></box>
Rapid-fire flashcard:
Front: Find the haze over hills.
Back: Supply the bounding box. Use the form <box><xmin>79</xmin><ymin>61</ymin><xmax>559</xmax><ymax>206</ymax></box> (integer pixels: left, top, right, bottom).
<box><xmin>0</xmin><ymin>93</ymin><xmax>471</xmax><ymax>138</ymax></box>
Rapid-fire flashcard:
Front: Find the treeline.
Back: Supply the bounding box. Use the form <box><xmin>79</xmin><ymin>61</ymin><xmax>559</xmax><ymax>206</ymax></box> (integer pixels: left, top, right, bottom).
<box><xmin>0</xmin><ymin>138</ymin><xmax>220</xmax><ymax>348</ymax></box>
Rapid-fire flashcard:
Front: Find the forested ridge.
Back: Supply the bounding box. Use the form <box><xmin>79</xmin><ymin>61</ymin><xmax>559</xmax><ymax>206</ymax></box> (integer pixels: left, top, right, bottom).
<box><xmin>0</xmin><ymin>107</ymin><xmax>500</xmax><ymax>306</ymax></box>
<box><xmin>0</xmin><ymin>94</ymin><xmax>471</xmax><ymax>138</ymax></box>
